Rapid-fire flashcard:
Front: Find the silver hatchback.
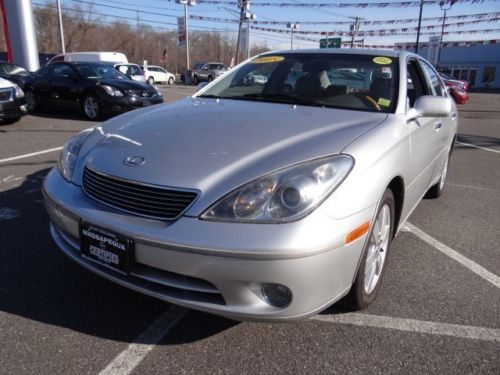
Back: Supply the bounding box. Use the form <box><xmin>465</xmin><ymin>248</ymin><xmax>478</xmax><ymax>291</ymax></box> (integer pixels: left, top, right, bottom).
<box><xmin>43</xmin><ymin>49</ymin><xmax>457</xmax><ymax>321</ymax></box>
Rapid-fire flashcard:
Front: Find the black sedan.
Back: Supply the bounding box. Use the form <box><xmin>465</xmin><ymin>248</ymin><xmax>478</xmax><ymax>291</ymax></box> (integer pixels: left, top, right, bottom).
<box><xmin>23</xmin><ymin>62</ymin><xmax>163</xmax><ymax>120</ymax></box>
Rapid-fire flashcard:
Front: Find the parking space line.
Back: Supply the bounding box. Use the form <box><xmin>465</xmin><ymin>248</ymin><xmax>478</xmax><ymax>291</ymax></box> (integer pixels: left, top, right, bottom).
<box><xmin>404</xmin><ymin>222</ymin><xmax>500</xmax><ymax>290</ymax></box>
<box><xmin>99</xmin><ymin>305</ymin><xmax>187</xmax><ymax>375</ymax></box>
<box><xmin>456</xmin><ymin>141</ymin><xmax>500</xmax><ymax>155</ymax></box>
<box><xmin>311</xmin><ymin>313</ymin><xmax>500</xmax><ymax>342</ymax></box>
<box><xmin>0</xmin><ymin>147</ymin><xmax>63</xmax><ymax>164</ymax></box>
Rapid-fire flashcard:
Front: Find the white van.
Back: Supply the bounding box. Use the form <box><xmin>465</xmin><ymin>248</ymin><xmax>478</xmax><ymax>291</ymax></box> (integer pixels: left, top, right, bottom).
<box><xmin>47</xmin><ymin>52</ymin><xmax>128</xmax><ymax>65</ymax></box>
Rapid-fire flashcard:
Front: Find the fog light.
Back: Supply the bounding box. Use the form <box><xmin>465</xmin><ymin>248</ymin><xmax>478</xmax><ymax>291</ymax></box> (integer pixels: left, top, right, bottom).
<box><xmin>261</xmin><ymin>283</ymin><xmax>292</xmax><ymax>307</ymax></box>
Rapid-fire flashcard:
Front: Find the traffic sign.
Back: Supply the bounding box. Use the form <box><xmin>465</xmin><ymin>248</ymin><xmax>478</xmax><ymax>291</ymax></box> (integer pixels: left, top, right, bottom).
<box><xmin>319</xmin><ymin>38</ymin><xmax>341</xmax><ymax>49</ymax></box>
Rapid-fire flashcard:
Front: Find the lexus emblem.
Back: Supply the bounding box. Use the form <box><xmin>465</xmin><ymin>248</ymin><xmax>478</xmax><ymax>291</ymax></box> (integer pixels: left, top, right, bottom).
<box><xmin>124</xmin><ymin>156</ymin><xmax>146</xmax><ymax>166</ymax></box>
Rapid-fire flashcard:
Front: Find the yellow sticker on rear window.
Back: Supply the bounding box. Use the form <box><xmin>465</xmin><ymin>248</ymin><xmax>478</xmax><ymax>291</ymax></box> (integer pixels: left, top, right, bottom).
<box><xmin>373</xmin><ymin>57</ymin><xmax>392</xmax><ymax>65</ymax></box>
<box><xmin>378</xmin><ymin>97</ymin><xmax>391</xmax><ymax>107</ymax></box>
<box><xmin>252</xmin><ymin>56</ymin><xmax>285</xmax><ymax>64</ymax></box>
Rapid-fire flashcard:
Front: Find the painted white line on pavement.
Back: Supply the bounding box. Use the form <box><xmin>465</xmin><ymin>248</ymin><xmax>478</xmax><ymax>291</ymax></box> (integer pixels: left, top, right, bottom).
<box><xmin>0</xmin><ymin>146</ymin><xmax>62</xmax><ymax>164</ymax></box>
<box><xmin>311</xmin><ymin>313</ymin><xmax>500</xmax><ymax>342</ymax></box>
<box><xmin>99</xmin><ymin>305</ymin><xmax>187</xmax><ymax>375</ymax></box>
<box><xmin>456</xmin><ymin>141</ymin><xmax>500</xmax><ymax>154</ymax></box>
<box><xmin>405</xmin><ymin>222</ymin><xmax>500</xmax><ymax>290</ymax></box>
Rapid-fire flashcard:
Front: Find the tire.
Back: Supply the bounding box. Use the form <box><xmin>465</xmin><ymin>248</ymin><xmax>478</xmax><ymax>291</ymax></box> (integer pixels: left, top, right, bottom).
<box><xmin>81</xmin><ymin>94</ymin><xmax>101</xmax><ymax>120</ymax></box>
<box><xmin>193</xmin><ymin>75</ymin><xmax>199</xmax><ymax>85</ymax></box>
<box><xmin>147</xmin><ymin>76</ymin><xmax>154</xmax><ymax>85</ymax></box>
<box><xmin>425</xmin><ymin>151</ymin><xmax>450</xmax><ymax>199</ymax></box>
<box><xmin>168</xmin><ymin>77</ymin><xmax>174</xmax><ymax>85</ymax></box>
<box><xmin>208</xmin><ymin>75</ymin><xmax>213</xmax><ymax>82</ymax></box>
<box><xmin>2</xmin><ymin>116</ymin><xmax>21</xmax><ymax>125</ymax></box>
<box><xmin>25</xmin><ymin>90</ymin><xmax>37</xmax><ymax>113</ymax></box>
<box><xmin>347</xmin><ymin>188</ymin><xmax>395</xmax><ymax>310</ymax></box>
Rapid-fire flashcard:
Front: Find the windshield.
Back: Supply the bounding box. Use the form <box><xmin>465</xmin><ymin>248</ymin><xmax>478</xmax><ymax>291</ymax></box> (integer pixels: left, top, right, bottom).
<box><xmin>198</xmin><ymin>53</ymin><xmax>399</xmax><ymax>113</ymax></box>
<box><xmin>75</xmin><ymin>63</ymin><xmax>129</xmax><ymax>80</ymax></box>
<box><xmin>0</xmin><ymin>63</ymin><xmax>29</xmax><ymax>76</ymax></box>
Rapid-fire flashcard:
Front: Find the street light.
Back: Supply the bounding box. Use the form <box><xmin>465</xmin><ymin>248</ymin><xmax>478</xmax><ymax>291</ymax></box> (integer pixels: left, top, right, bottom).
<box><xmin>176</xmin><ymin>0</ymin><xmax>196</xmax><ymax>70</ymax></box>
<box><xmin>437</xmin><ymin>0</ymin><xmax>457</xmax><ymax>66</ymax></box>
<box><xmin>287</xmin><ymin>23</ymin><xmax>299</xmax><ymax>50</ymax></box>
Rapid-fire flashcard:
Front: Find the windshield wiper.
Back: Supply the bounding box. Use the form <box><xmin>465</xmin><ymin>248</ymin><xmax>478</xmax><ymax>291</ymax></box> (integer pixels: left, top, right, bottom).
<box><xmin>197</xmin><ymin>94</ymin><xmax>226</xmax><ymax>99</ymax></box>
<box><xmin>241</xmin><ymin>93</ymin><xmax>325</xmax><ymax>108</ymax></box>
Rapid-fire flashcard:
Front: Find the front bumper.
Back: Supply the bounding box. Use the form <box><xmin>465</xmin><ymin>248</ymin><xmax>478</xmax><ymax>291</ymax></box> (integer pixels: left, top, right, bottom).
<box><xmin>43</xmin><ymin>168</ymin><xmax>373</xmax><ymax>321</ymax></box>
<box><xmin>0</xmin><ymin>97</ymin><xmax>27</xmax><ymax>119</ymax></box>
<box><xmin>98</xmin><ymin>93</ymin><xmax>163</xmax><ymax>116</ymax></box>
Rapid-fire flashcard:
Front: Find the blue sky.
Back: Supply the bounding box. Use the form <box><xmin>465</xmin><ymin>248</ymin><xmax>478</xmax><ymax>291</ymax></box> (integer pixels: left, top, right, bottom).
<box><xmin>37</xmin><ymin>0</ymin><xmax>500</xmax><ymax>50</ymax></box>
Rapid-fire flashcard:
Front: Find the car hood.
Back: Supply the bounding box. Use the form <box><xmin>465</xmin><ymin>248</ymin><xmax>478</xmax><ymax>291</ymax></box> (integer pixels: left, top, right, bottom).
<box><xmin>96</xmin><ymin>79</ymin><xmax>152</xmax><ymax>90</ymax></box>
<box><xmin>79</xmin><ymin>98</ymin><xmax>387</xmax><ymax>214</ymax></box>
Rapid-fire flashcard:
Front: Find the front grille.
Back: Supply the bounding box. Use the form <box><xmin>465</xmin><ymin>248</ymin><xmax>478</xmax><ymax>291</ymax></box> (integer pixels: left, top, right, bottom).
<box><xmin>0</xmin><ymin>88</ymin><xmax>12</xmax><ymax>102</ymax></box>
<box><xmin>126</xmin><ymin>89</ymin><xmax>156</xmax><ymax>98</ymax></box>
<box><xmin>82</xmin><ymin>167</ymin><xmax>198</xmax><ymax>220</ymax></box>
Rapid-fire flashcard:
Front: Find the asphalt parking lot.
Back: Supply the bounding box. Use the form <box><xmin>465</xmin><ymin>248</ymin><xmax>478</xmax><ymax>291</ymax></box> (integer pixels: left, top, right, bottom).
<box><xmin>0</xmin><ymin>87</ymin><xmax>499</xmax><ymax>374</ymax></box>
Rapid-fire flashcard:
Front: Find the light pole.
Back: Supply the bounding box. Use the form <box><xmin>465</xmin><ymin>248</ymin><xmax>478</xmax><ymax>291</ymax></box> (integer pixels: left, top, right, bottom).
<box><xmin>56</xmin><ymin>0</ymin><xmax>65</xmax><ymax>53</ymax></box>
<box><xmin>176</xmin><ymin>0</ymin><xmax>196</xmax><ymax>70</ymax></box>
<box><xmin>349</xmin><ymin>17</ymin><xmax>361</xmax><ymax>49</ymax></box>
<box><xmin>437</xmin><ymin>0</ymin><xmax>456</xmax><ymax>67</ymax></box>
<box><xmin>287</xmin><ymin>23</ymin><xmax>299</xmax><ymax>50</ymax></box>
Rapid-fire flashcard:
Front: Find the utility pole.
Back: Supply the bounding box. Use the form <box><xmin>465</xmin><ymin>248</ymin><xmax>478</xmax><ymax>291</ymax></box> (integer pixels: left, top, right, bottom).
<box><xmin>415</xmin><ymin>0</ymin><xmax>424</xmax><ymax>54</ymax></box>
<box><xmin>235</xmin><ymin>0</ymin><xmax>256</xmax><ymax>65</ymax></box>
<box><xmin>437</xmin><ymin>0</ymin><xmax>456</xmax><ymax>67</ymax></box>
<box><xmin>56</xmin><ymin>0</ymin><xmax>65</xmax><ymax>53</ymax></box>
<box><xmin>287</xmin><ymin>23</ymin><xmax>299</xmax><ymax>50</ymax></box>
<box><xmin>350</xmin><ymin>17</ymin><xmax>361</xmax><ymax>49</ymax></box>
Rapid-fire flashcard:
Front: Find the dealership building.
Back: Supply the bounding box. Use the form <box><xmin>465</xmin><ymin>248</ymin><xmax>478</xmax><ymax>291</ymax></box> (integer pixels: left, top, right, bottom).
<box><xmin>395</xmin><ymin>39</ymin><xmax>500</xmax><ymax>89</ymax></box>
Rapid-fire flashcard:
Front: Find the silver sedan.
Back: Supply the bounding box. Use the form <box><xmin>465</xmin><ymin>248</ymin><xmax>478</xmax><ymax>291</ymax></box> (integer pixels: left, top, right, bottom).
<box><xmin>43</xmin><ymin>49</ymin><xmax>457</xmax><ymax>321</ymax></box>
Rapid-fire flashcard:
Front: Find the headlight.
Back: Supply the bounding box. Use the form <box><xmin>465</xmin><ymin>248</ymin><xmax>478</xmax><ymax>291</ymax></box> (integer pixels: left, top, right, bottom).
<box><xmin>100</xmin><ymin>85</ymin><xmax>123</xmax><ymax>97</ymax></box>
<box><xmin>57</xmin><ymin>128</ymin><xmax>93</xmax><ymax>181</ymax></box>
<box><xmin>13</xmin><ymin>84</ymin><xmax>24</xmax><ymax>99</ymax></box>
<box><xmin>201</xmin><ymin>155</ymin><xmax>354</xmax><ymax>223</ymax></box>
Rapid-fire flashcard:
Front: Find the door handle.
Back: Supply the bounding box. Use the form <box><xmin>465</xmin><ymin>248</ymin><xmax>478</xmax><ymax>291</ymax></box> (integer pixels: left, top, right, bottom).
<box><xmin>450</xmin><ymin>112</ymin><xmax>457</xmax><ymax>119</ymax></box>
<box><xmin>434</xmin><ymin>122</ymin><xmax>442</xmax><ymax>130</ymax></box>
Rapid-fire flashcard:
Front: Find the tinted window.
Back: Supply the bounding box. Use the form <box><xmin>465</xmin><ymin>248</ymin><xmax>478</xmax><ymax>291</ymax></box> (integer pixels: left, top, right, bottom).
<box><xmin>407</xmin><ymin>60</ymin><xmax>427</xmax><ymax>107</ymax></box>
<box><xmin>199</xmin><ymin>53</ymin><xmax>399</xmax><ymax>113</ymax></box>
<box><xmin>52</xmin><ymin>64</ymin><xmax>76</xmax><ymax>78</ymax></box>
<box><xmin>75</xmin><ymin>63</ymin><xmax>128</xmax><ymax>80</ymax></box>
<box><xmin>419</xmin><ymin>60</ymin><xmax>444</xmax><ymax>96</ymax></box>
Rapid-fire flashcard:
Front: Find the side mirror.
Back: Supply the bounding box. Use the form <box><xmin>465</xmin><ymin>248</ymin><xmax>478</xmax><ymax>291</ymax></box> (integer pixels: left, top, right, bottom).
<box><xmin>196</xmin><ymin>82</ymin><xmax>208</xmax><ymax>91</ymax></box>
<box><xmin>406</xmin><ymin>95</ymin><xmax>452</xmax><ymax>122</ymax></box>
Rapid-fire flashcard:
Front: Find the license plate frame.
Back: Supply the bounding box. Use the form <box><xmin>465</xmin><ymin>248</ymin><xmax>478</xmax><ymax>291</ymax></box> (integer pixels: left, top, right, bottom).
<box><xmin>79</xmin><ymin>222</ymin><xmax>133</xmax><ymax>275</ymax></box>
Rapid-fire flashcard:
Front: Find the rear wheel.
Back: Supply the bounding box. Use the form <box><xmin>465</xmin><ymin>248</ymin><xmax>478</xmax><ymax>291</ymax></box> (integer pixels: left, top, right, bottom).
<box><xmin>193</xmin><ymin>75</ymin><xmax>199</xmax><ymax>85</ymax></box>
<box><xmin>425</xmin><ymin>151</ymin><xmax>450</xmax><ymax>199</ymax></box>
<box><xmin>208</xmin><ymin>75</ymin><xmax>213</xmax><ymax>82</ymax></box>
<box><xmin>147</xmin><ymin>76</ymin><xmax>154</xmax><ymax>85</ymax></box>
<box><xmin>347</xmin><ymin>188</ymin><xmax>395</xmax><ymax>310</ymax></box>
<box><xmin>82</xmin><ymin>94</ymin><xmax>101</xmax><ymax>120</ymax></box>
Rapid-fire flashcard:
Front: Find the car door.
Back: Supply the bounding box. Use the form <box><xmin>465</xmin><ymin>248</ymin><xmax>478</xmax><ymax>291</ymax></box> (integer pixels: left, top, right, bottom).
<box><xmin>418</xmin><ymin>59</ymin><xmax>456</xmax><ymax>183</ymax></box>
<box><xmin>199</xmin><ymin>64</ymin><xmax>209</xmax><ymax>80</ymax></box>
<box><xmin>404</xmin><ymin>58</ymin><xmax>441</xmax><ymax>209</ymax></box>
<box><xmin>156</xmin><ymin>67</ymin><xmax>168</xmax><ymax>82</ymax></box>
<box><xmin>49</xmin><ymin>63</ymin><xmax>81</xmax><ymax>109</ymax></box>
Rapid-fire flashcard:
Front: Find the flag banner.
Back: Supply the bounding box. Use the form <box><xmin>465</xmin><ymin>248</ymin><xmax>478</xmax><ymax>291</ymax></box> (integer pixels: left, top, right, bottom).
<box><xmin>196</xmin><ymin>0</ymin><xmax>497</xmax><ymax>9</ymax></box>
<box><xmin>189</xmin><ymin>11</ymin><xmax>500</xmax><ymax>26</ymax></box>
<box><xmin>178</xmin><ymin>16</ymin><xmax>186</xmax><ymax>47</ymax></box>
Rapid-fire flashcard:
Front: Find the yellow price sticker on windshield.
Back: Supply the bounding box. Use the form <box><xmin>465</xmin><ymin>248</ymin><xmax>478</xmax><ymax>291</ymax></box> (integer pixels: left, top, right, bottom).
<box><xmin>373</xmin><ymin>57</ymin><xmax>392</xmax><ymax>65</ymax></box>
<box><xmin>378</xmin><ymin>98</ymin><xmax>391</xmax><ymax>107</ymax></box>
<box><xmin>252</xmin><ymin>56</ymin><xmax>285</xmax><ymax>64</ymax></box>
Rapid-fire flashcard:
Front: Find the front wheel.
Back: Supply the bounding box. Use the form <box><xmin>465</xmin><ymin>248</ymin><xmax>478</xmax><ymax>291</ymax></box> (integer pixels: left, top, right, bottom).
<box><xmin>168</xmin><ymin>77</ymin><xmax>174</xmax><ymax>85</ymax></box>
<box><xmin>347</xmin><ymin>188</ymin><xmax>395</xmax><ymax>310</ymax></box>
<box><xmin>82</xmin><ymin>94</ymin><xmax>101</xmax><ymax>120</ymax></box>
<box><xmin>25</xmin><ymin>90</ymin><xmax>37</xmax><ymax>113</ymax></box>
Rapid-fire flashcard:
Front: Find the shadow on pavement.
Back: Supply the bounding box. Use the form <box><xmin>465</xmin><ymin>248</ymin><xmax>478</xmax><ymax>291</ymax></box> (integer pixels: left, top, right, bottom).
<box><xmin>0</xmin><ymin>168</ymin><xmax>237</xmax><ymax>344</ymax></box>
<box><xmin>456</xmin><ymin>133</ymin><xmax>500</xmax><ymax>149</ymax></box>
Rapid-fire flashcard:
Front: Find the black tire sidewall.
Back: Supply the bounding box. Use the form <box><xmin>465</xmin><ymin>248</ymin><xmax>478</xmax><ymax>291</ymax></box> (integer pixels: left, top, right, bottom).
<box><xmin>350</xmin><ymin>189</ymin><xmax>395</xmax><ymax>309</ymax></box>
